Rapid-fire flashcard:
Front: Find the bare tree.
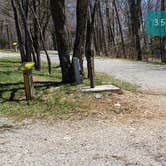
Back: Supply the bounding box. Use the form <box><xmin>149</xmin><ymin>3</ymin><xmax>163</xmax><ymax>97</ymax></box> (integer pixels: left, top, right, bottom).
<box><xmin>73</xmin><ymin>0</ymin><xmax>88</xmax><ymax>78</ymax></box>
<box><xmin>50</xmin><ymin>0</ymin><xmax>74</xmax><ymax>83</ymax></box>
<box><xmin>160</xmin><ymin>0</ymin><xmax>166</xmax><ymax>63</ymax></box>
<box><xmin>128</xmin><ymin>0</ymin><xmax>142</xmax><ymax>60</ymax></box>
<box><xmin>86</xmin><ymin>0</ymin><xmax>98</xmax><ymax>88</ymax></box>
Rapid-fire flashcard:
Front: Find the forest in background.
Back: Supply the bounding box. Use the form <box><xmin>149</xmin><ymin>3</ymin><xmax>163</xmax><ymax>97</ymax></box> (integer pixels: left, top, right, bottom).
<box><xmin>0</xmin><ymin>0</ymin><xmax>165</xmax><ymax>76</ymax></box>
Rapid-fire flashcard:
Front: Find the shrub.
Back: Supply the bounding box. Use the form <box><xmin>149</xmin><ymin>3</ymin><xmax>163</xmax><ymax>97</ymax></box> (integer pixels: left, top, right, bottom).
<box><xmin>0</xmin><ymin>38</ymin><xmax>8</xmax><ymax>49</ymax></box>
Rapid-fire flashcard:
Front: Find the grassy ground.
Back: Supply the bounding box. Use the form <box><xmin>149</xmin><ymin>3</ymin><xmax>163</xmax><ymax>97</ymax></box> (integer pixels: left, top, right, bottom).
<box><xmin>0</xmin><ymin>57</ymin><xmax>136</xmax><ymax>121</ymax></box>
<box><xmin>0</xmin><ymin>49</ymin><xmax>19</xmax><ymax>53</ymax></box>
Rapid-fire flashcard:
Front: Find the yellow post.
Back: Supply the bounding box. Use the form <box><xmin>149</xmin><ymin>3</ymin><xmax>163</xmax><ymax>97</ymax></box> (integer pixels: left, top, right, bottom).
<box><xmin>23</xmin><ymin>69</ymin><xmax>34</xmax><ymax>100</ymax></box>
<box><xmin>12</xmin><ymin>42</ymin><xmax>17</xmax><ymax>52</ymax></box>
<box><xmin>20</xmin><ymin>62</ymin><xmax>35</xmax><ymax>100</ymax></box>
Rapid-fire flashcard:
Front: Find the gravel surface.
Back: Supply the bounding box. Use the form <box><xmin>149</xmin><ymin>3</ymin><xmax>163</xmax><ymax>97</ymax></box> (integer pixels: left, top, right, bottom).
<box><xmin>95</xmin><ymin>58</ymin><xmax>166</xmax><ymax>93</ymax></box>
<box><xmin>0</xmin><ymin>118</ymin><xmax>166</xmax><ymax>166</ymax></box>
<box><xmin>0</xmin><ymin>52</ymin><xmax>20</xmax><ymax>58</ymax></box>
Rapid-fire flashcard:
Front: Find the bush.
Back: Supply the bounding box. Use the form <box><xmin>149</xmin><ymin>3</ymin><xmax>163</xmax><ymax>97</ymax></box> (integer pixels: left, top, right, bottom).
<box><xmin>0</xmin><ymin>38</ymin><xmax>8</xmax><ymax>49</ymax></box>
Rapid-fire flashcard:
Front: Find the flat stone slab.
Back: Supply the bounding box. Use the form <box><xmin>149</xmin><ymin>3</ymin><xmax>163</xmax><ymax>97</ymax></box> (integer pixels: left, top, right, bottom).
<box><xmin>81</xmin><ymin>85</ymin><xmax>121</xmax><ymax>93</ymax></box>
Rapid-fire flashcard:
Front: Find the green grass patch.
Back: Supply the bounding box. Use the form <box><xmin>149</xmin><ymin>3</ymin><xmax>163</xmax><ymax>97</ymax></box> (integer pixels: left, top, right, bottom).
<box><xmin>0</xmin><ymin>49</ymin><xmax>19</xmax><ymax>53</ymax></box>
<box><xmin>0</xmin><ymin>57</ymin><xmax>136</xmax><ymax>120</ymax></box>
<box><xmin>94</xmin><ymin>72</ymin><xmax>137</xmax><ymax>91</ymax></box>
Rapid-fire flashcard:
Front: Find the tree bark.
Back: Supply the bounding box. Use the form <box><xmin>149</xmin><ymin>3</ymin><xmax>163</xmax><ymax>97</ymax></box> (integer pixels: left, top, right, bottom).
<box><xmin>11</xmin><ymin>0</ymin><xmax>26</xmax><ymax>62</ymax></box>
<box><xmin>128</xmin><ymin>0</ymin><xmax>142</xmax><ymax>60</ymax></box>
<box><xmin>30</xmin><ymin>5</ymin><xmax>52</xmax><ymax>74</ymax></box>
<box><xmin>113</xmin><ymin>0</ymin><xmax>126</xmax><ymax>57</ymax></box>
<box><xmin>160</xmin><ymin>0</ymin><xmax>166</xmax><ymax>63</ymax></box>
<box><xmin>86</xmin><ymin>0</ymin><xmax>98</xmax><ymax>88</ymax></box>
<box><xmin>15</xmin><ymin>0</ymin><xmax>34</xmax><ymax>62</ymax></box>
<box><xmin>50</xmin><ymin>0</ymin><xmax>73</xmax><ymax>83</ymax></box>
<box><xmin>105</xmin><ymin>0</ymin><xmax>115</xmax><ymax>48</ymax></box>
<box><xmin>97</xmin><ymin>1</ymin><xmax>108</xmax><ymax>56</ymax></box>
<box><xmin>32</xmin><ymin>0</ymin><xmax>41</xmax><ymax>70</ymax></box>
<box><xmin>73</xmin><ymin>0</ymin><xmax>88</xmax><ymax>78</ymax></box>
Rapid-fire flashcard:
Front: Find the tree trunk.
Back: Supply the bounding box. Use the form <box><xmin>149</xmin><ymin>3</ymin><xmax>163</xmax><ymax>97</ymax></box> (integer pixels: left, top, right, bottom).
<box><xmin>97</xmin><ymin>1</ymin><xmax>108</xmax><ymax>56</ymax></box>
<box><xmin>32</xmin><ymin>0</ymin><xmax>41</xmax><ymax>70</ymax></box>
<box><xmin>11</xmin><ymin>0</ymin><xmax>26</xmax><ymax>62</ymax></box>
<box><xmin>30</xmin><ymin>5</ymin><xmax>52</xmax><ymax>74</ymax></box>
<box><xmin>73</xmin><ymin>0</ymin><xmax>88</xmax><ymax>78</ymax></box>
<box><xmin>105</xmin><ymin>0</ymin><xmax>115</xmax><ymax>48</ymax></box>
<box><xmin>113</xmin><ymin>0</ymin><xmax>126</xmax><ymax>57</ymax></box>
<box><xmin>128</xmin><ymin>0</ymin><xmax>142</xmax><ymax>60</ymax></box>
<box><xmin>15</xmin><ymin>0</ymin><xmax>34</xmax><ymax>62</ymax></box>
<box><xmin>50</xmin><ymin>0</ymin><xmax>73</xmax><ymax>83</ymax></box>
<box><xmin>160</xmin><ymin>0</ymin><xmax>166</xmax><ymax>63</ymax></box>
<box><xmin>20</xmin><ymin>0</ymin><xmax>31</xmax><ymax>61</ymax></box>
<box><xmin>86</xmin><ymin>0</ymin><xmax>98</xmax><ymax>88</ymax></box>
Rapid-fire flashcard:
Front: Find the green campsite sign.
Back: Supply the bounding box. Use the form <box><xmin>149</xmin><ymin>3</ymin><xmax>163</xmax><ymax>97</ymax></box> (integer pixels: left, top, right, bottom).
<box><xmin>145</xmin><ymin>11</ymin><xmax>166</xmax><ymax>37</ymax></box>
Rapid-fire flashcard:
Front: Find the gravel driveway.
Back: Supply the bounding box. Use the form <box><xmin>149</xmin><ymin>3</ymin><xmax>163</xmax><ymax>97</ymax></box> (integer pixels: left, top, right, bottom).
<box><xmin>1</xmin><ymin>117</ymin><xmax>166</xmax><ymax>166</ymax></box>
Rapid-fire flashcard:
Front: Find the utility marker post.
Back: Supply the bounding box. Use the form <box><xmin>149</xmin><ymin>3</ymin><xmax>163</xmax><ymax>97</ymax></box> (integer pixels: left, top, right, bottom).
<box><xmin>20</xmin><ymin>62</ymin><xmax>35</xmax><ymax>100</ymax></box>
<box><xmin>12</xmin><ymin>42</ymin><xmax>17</xmax><ymax>52</ymax></box>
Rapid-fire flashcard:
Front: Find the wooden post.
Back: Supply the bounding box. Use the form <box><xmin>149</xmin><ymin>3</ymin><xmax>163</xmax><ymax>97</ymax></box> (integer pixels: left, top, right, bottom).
<box><xmin>89</xmin><ymin>56</ymin><xmax>95</xmax><ymax>88</ymax></box>
<box><xmin>23</xmin><ymin>69</ymin><xmax>34</xmax><ymax>100</ymax></box>
<box><xmin>19</xmin><ymin>62</ymin><xmax>35</xmax><ymax>100</ymax></box>
<box><xmin>85</xmin><ymin>0</ymin><xmax>98</xmax><ymax>89</ymax></box>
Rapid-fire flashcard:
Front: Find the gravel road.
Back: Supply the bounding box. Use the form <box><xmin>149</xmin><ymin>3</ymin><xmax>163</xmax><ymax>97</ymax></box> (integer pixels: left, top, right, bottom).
<box><xmin>94</xmin><ymin>58</ymin><xmax>166</xmax><ymax>93</ymax></box>
<box><xmin>1</xmin><ymin>51</ymin><xmax>166</xmax><ymax>93</ymax></box>
<box><xmin>1</xmin><ymin>117</ymin><xmax>166</xmax><ymax>166</ymax></box>
<box><xmin>0</xmin><ymin>52</ymin><xmax>20</xmax><ymax>58</ymax></box>
<box><xmin>41</xmin><ymin>52</ymin><xmax>166</xmax><ymax>93</ymax></box>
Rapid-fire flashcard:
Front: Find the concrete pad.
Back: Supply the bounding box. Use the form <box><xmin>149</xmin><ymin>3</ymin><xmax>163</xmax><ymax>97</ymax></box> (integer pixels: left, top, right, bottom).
<box><xmin>81</xmin><ymin>85</ymin><xmax>121</xmax><ymax>93</ymax></box>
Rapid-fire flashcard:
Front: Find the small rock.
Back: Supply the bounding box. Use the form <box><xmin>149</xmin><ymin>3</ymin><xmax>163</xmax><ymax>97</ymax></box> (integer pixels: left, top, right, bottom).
<box><xmin>0</xmin><ymin>139</ymin><xmax>9</xmax><ymax>145</ymax></box>
<box><xmin>63</xmin><ymin>136</ymin><xmax>72</xmax><ymax>141</ymax></box>
<box><xmin>94</xmin><ymin>93</ymin><xmax>103</xmax><ymax>99</ymax></box>
<box><xmin>114</xmin><ymin>103</ymin><xmax>121</xmax><ymax>108</ymax></box>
